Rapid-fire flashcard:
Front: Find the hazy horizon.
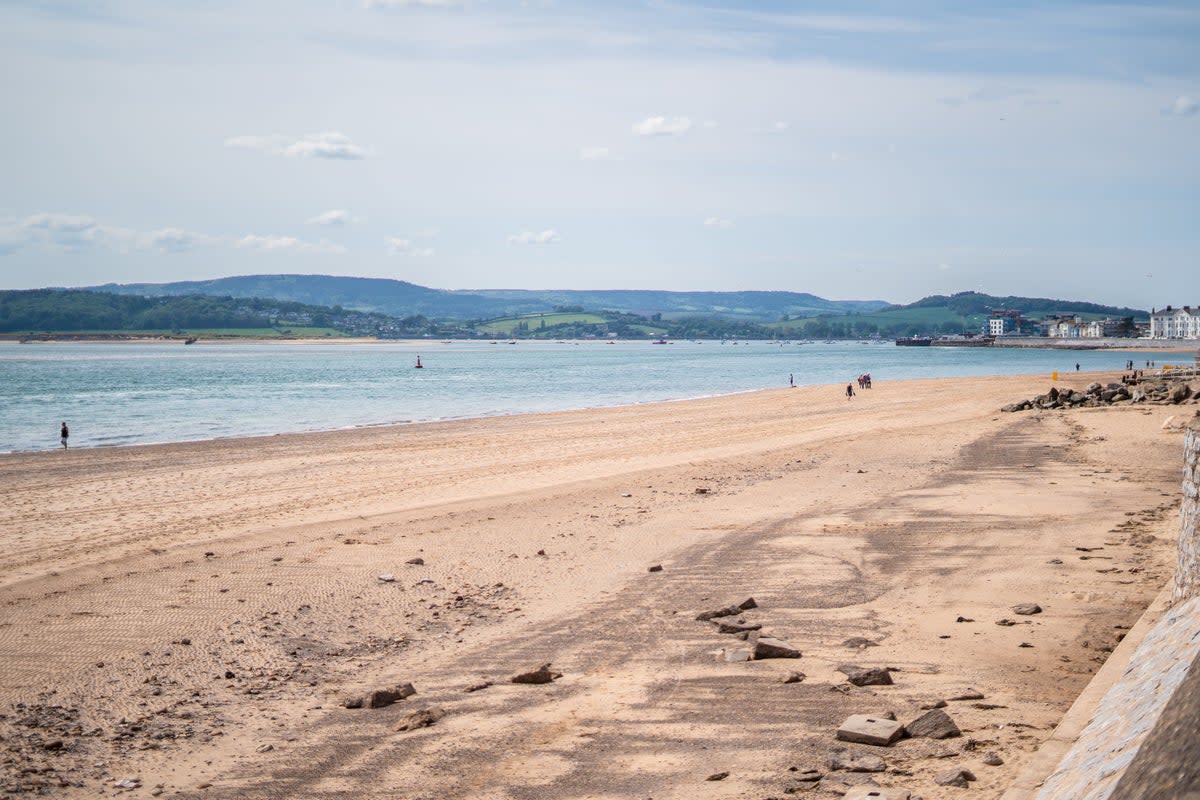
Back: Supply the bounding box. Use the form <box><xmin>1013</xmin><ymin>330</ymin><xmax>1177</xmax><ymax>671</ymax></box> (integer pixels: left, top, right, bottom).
<box><xmin>1</xmin><ymin>1</ymin><xmax>1197</xmax><ymax>309</ymax></box>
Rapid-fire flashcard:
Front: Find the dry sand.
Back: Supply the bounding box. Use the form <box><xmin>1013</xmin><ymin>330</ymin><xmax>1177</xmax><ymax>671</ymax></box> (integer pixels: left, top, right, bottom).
<box><xmin>0</xmin><ymin>373</ymin><xmax>1193</xmax><ymax>799</ymax></box>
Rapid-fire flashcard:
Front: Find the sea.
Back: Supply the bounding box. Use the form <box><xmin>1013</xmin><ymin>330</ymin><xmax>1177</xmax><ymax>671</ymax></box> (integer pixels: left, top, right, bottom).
<box><xmin>0</xmin><ymin>340</ymin><xmax>1181</xmax><ymax>454</ymax></box>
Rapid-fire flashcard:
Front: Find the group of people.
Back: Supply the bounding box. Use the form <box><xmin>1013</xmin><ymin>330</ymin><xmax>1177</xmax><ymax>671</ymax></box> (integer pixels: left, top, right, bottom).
<box><xmin>846</xmin><ymin>374</ymin><xmax>873</xmax><ymax>399</ymax></box>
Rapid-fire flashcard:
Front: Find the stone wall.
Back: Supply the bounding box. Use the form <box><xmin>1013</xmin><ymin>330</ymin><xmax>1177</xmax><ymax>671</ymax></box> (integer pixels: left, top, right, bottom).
<box><xmin>1172</xmin><ymin>419</ymin><xmax>1200</xmax><ymax>603</ymax></box>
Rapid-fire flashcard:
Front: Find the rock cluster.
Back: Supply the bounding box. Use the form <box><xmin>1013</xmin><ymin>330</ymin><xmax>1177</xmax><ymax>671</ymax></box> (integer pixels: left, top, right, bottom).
<box><xmin>1002</xmin><ymin>380</ymin><xmax>1196</xmax><ymax>412</ymax></box>
<box><xmin>695</xmin><ymin>598</ymin><xmax>802</xmax><ymax>661</ymax></box>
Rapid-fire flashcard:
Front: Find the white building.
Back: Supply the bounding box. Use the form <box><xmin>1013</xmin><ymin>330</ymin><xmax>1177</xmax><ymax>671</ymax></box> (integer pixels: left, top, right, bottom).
<box><xmin>1149</xmin><ymin>306</ymin><xmax>1200</xmax><ymax>339</ymax></box>
<box><xmin>1046</xmin><ymin>316</ymin><xmax>1084</xmax><ymax>338</ymax></box>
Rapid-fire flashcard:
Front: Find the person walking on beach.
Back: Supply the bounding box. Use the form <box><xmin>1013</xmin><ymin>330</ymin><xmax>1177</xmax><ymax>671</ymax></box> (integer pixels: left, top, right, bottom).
<box><xmin>846</xmin><ymin>383</ymin><xmax>855</xmax><ymax>400</ymax></box>
<box><xmin>60</xmin><ymin>422</ymin><xmax>69</xmax><ymax>449</ymax></box>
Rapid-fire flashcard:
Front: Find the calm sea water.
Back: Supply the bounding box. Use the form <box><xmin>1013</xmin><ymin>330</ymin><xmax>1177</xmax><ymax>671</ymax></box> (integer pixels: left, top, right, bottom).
<box><xmin>0</xmin><ymin>340</ymin><xmax>1178</xmax><ymax>453</ymax></box>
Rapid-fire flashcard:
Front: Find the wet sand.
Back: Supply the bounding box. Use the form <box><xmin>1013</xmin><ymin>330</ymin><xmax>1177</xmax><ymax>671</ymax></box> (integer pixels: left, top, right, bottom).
<box><xmin>0</xmin><ymin>373</ymin><xmax>1190</xmax><ymax>798</ymax></box>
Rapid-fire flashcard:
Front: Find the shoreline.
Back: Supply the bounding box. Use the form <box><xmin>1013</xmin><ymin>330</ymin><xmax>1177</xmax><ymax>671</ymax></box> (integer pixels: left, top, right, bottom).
<box><xmin>3</xmin><ymin>334</ymin><xmax>1199</xmax><ymax>352</ymax></box>
<box><xmin>3</xmin><ymin>364</ymin><xmax>1194</xmax><ymax>457</ymax></box>
<box><xmin>0</xmin><ymin>372</ymin><xmax>1194</xmax><ymax>798</ymax></box>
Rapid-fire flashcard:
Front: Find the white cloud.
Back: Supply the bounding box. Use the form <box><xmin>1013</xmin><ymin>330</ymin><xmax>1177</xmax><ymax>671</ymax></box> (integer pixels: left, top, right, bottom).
<box><xmin>1163</xmin><ymin>95</ymin><xmax>1199</xmax><ymax>117</ymax></box>
<box><xmin>236</xmin><ymin>235</ymin><xmax>346</xmax><ymax>254</ymax></box>
<box><xmin>508</xmin><ymin>229</ymin><xmax>559</xmax><ymax>245</ymax></box>
<box><xmin>703</xmin><ymin>217</ymin><xmax>733</xmax><ymax>228</ymax></box>
<box><xmin>225</xmin><ymin>132</ymin><xmax>369</xmax><ymax>160</ymax></box>
<box><xmin>17</xmin><ymin>213</ymin><xmax>133</xmax><ymax>251</ymax></box>
<box><xmin>1</xmin><ymin>213</ymin><xmax>213</xmax><ymax>255</ymax></box>
<box><xmin>769</xmin><ymin>121</ymin><xmax>790</xmax><ymax>132</ymax></box>
<box><xmin>632</xmin><ymin>116</ymin><xmax>692</xmax><ymax>137</ymax></box>
<box><xmin>941</xmin><ymin>86</ymin><xmax>1035</xmax><ymax>108</ymax></box>
<box><xmin>387</xmin><ymin>237</ymin><xmax>434</xmax><ymax>257</ymax></box>
<box><xmin>579</xmin><ymin>146</ymin><xmax>612</xmax><ymax>161</ymax></box>
<box><xmin>365</xmin><ymin>0</ymin><xmax>461</xmax><ymax>7</ymax></box>
<box><xmin>307</xmin><ymin>209</ymin><xmax>353</xmax><ymax>226</ymax></box>
<box><xmin>139</xmin><ymin>228</ymin><xmax>212</xmax><ymax>253</ymax></box>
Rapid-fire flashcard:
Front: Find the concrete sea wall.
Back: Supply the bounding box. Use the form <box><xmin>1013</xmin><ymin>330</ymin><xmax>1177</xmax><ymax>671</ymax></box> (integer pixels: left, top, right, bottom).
<box><xmin>1006</xmin><ymin>419</ymin><xmax>1200</xmax><ymax>798</ymax></box>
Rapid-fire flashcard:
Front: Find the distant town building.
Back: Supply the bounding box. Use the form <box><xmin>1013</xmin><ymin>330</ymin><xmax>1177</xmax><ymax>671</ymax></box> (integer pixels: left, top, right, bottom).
<box><xmin>1044</xmin><ymin>315</ymin><xmax>1085</xmax><ymax>338</ymax></box>
<box><xmin>1149</xmin><ymin>306</ymin><xmax>1200</xmax><ymax>339</ymax></box>
<box><xmin>1040</xmin><ymin>314</ymin><xmax>1134</xmax><ymax>339</ymax></box>
<box><xmin>987</xmin><ymin>309</ymin><xmax>1022</xmax><ymax>336</ymax></box>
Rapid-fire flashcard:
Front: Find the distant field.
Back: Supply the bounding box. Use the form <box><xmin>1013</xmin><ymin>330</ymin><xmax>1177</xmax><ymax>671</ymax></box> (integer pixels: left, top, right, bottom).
<box><xmin>479</xmin><ymin>312</ymin><xmax>608</xmax><ymax>335</ymax></box>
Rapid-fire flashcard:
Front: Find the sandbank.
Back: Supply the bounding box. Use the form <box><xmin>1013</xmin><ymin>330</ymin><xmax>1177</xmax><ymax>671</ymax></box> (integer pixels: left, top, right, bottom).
<box><xmin>0</xmin><ymin>372</ymin><xmax>1193</xmax><ymax>798</ymax></box>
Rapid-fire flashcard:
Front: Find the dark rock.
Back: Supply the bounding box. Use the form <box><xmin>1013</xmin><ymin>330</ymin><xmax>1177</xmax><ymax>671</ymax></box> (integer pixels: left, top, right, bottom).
<box><xmin>647</xmin><ymin>564</ymin><xmax>663</xmax><ymax>573</ymax></box>
<box><xmin>343</xmin><ymin>697</ymin><xmax>363</xmax><ymax>709</ymax></box>
<box><xmin>842</xmin><ymin>637</ymin><xmax>879</xmax><ymax>649</ymax></box>
<box><xmin>934</xmin><ymin>767</ymin><xmax>976</xmax><ymax>787</ymax></box>
<box><xmin>695</xmin><ymin>597</ymin><xmax>757</xmax><ymax>621</ymax></box>
<box><xmin>955</xmin><ymin>616</ymin><xmax>974</xmax><ymax>623</ymax></box>
<box><xmin>838</xmin><ymin>665</ymin><xmax>893</xmax><ymax>686</ymax></box>
<box><xmin>511</xmin><ymin>664</ymin><xmax>562</xmax><ymax>684</ymax></box>
<box><xmin>405</xmin><ymin>557</ymin><xmax>424</xmax><ymax>565</ymax></box>
<box><xmin>906</xmin><ymin>709</ymin><xmax>961</xmax><ymax>739</ymax></box>
<box><xmin>982</xmin><ymin>752</ymin><xmax>1004</xmax><ymax>766</ymax></box>
<box><xmin>464</xmin><ymin>681</ymin><xmax>493</xmax><ymax>693</ymax></box>
<box><xmin>781</xmin><ymin>671</ymin><xmax>806</xmax><ymax>684</ymax></box>
<box><xmin>947</xmin><ymin>689</ymin><xmax>984</xmax><ymax>701</ymax></box>
<box><xmin>706</xmin><ymin>771</ymin><xmax>729</xmax><ymax>781</ymax></box>
<box><xmin>695</xmin><ymin>487</ymin><xmax>710</xmax><ymax>494</ymax></box>
<box><xmin>363</xmin><ymin>683</ymin><xmax>416</xmax><ymax>708</ymax></box>
<box><xmin>995</xmin><ymin>618</ymin><xmax>1018</xmax><ymax>627</ymax></box>
<box><xmin>715</xmin><ymin>618</ymin><xmax>762</xmax><ymax>634</ymax></box>
<box><xmin>1012</xmin><ymin>603</ymin><xmax>1042</xmax><ymax>615</ymax></box>
<box><xmin>395</xmin><ymin>707</ymin><xmax>445</xmax><ymax>732</ymax></box>
<box><xmin>1019</xmin><ymin>642</ymin><xmax>1034</xmax><ymax>648</ymax></box>
<box><xmin>754</xmin><ymin>637</ymin><xmax>800</xmax><ymax>659</ymax></box>
<box><xmin>827</xmin><ymin>748</ymin><xmax>886</xmax><ymax>772</ymax></box>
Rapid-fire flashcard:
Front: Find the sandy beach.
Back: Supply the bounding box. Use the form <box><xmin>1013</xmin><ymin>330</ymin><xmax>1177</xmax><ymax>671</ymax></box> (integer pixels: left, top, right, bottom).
<box><xmin>0</xmin><ymin>372</ymin><xmax>1194</xmax><ymax>799</ymax></box>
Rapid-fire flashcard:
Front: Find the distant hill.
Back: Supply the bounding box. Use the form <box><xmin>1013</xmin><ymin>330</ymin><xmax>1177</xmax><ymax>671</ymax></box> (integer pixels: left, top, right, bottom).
<box><xmin>0</xmin><ymin>288</ymin><xmax>437</xmax><ymax>338</ymax></box>
<box><xmin>769</xmin><ymin>291</ymin><xmax>1148</xmax><ymax>338</ymax></box>
<box><xmin>87</xmin><ymin>274</ymin><xmax>888</xmax><ymax>322</ymax></box>
<box><xmin>900</xmin><ymin>291</ymin><xmax>1145</xmax><ymax>319</ymax></box>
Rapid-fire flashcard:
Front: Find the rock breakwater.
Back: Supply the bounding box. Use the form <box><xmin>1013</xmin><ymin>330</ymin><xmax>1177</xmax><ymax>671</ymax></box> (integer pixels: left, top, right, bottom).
<box><xmin>1001</xmin><ymin>380</ymin><xmax>1197</xmax><ymax>412</ymax></box>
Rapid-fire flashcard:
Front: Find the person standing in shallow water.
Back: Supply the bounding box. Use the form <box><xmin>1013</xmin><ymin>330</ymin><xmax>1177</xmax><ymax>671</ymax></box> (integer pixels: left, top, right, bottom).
<box><xmin>60</xmin><ymin>422</ymin><xmax>69</xmax><ymax>449</ymax></box>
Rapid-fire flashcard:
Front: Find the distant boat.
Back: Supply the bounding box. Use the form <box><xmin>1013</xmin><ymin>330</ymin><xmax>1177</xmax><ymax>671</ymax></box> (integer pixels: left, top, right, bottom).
<box><xmin>414</xmin><ymin>356</ymin><xmax>424</xmax><ymax>368</ymax></box>
<box><xmin>895</xmin><ymin>337</ymin><xmax>932</xmax><ymax>346</ymax></box>
<box><xmin>652</xmin><ymin>339</ymin><xmax>668</xmax><ymax>344</ymax></box>
<box><xmin>184</xmin><ymin>337</ymin><xmax>197</xmax><ymax>345</ymax></box>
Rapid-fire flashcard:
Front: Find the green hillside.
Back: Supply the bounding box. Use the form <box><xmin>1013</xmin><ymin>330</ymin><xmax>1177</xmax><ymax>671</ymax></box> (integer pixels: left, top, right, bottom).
<box><xmin>478</xmin><ymin>312</ymin><xmax>609</xmax><ymax>336</ymax></box>
<box><xmin>767</xmin><ymin>292</ymin><xmax>1147</xmax><ymax>339</ymax></box>
<box><xmin>87</xmin><ymin>274</ymin><xmax>888</xmax><ymax>322</ymax></box>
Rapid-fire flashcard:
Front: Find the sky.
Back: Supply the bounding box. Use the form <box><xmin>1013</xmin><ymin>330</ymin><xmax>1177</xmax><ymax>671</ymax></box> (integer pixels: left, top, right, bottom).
<box><xmin>0</xmin><ymin>0</ymin><xmax>1197</xmax><ymax>308</ymax></box>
